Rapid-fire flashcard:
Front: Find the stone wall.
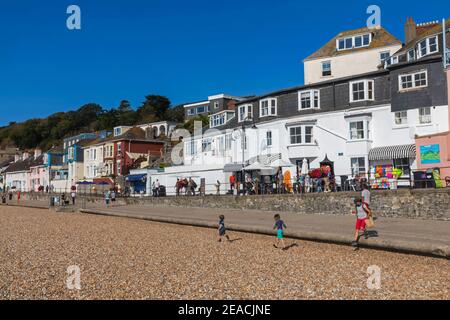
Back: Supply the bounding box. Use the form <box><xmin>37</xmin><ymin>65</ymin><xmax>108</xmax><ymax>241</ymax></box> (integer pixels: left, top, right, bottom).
<box><xmin>21</xmin><ymin>188</ymin><xmax>450</xmax><ymax>221</ymax></box>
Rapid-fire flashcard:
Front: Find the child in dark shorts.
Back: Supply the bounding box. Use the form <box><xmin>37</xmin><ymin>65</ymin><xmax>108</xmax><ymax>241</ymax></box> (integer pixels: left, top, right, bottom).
<box><xmin>217</xmin><ymin>215</ymin><xmax>230</xmax><ymax>242</ymax></box>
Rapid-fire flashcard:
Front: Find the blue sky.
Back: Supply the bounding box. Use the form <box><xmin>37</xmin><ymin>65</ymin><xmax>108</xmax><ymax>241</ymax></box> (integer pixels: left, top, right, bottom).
<box><xmin>0</xmin><ymin>0</ymin><xmax>449</xmax><ymax>125</ymax></box>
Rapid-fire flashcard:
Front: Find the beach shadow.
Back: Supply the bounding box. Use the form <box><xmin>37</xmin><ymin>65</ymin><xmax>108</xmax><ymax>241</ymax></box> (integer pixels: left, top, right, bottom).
<box><xmin>228</xmin><ymin>238</ymin><xmax>243</xmax><ymax>243</ymax></box>
<box><xmin>282</xmin><ymin>243</ymin><xmax>299</xmax><ymax>251</ymax></box>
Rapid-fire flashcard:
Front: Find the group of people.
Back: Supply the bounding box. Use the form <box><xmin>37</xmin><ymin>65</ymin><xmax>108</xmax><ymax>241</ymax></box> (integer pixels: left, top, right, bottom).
<box><xmin>174</xmin><ymin>178</ymin><xmax>198</xmax><ymax>196</ymax></box>
<box><xmin>104</xmin><ymin>189</ymin><xmax>117</xmax><ymax>206</ymax></box>
<box><xmin>217</xmin><ymin>185</ymin><xmax>373</xmax><ymax>250</ymax></box>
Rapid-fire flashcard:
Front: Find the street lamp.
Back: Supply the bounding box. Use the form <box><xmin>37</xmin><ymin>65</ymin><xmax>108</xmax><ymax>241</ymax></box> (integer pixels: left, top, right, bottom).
<box><xmin>233</xmin><ymin>117</ymin><xmax>257</xmax><ymax>196</ymax></box>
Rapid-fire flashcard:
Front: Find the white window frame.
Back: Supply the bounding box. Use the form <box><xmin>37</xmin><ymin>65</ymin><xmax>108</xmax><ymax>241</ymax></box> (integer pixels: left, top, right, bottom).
<box><xmin>379</xmin><ymin>51</ymin><xmax>390</xmax><ymax>64</ymax></box>
<box><xmin>417</xmin><ymin>35</ymin><xmax>439</xmax><ymax>58</ymax></box>
<box><xmin>394</xmin><ymin>111</ymin><xmax>408</xmax><ymax>126</ymax></box>
<box><xmin>298</xmin><ymin>90</ymin><xmax>320</xmax><ymax>110</ymax></box>
<box><xmin>289</xmin><ymin>125</ymin><xmax>314</xmax><ymax>145</ymax></box>
<box><xmin>419</xmin><ymin>107</ymin><xmax>432</xmax><ymax>124</ymax></box>
<box><xmin>266</xmin><ymin>131</ymin><xmax>272</xmax><ymax>147</ymax></box>
<box><xmin>349</xmin><ymin>121</ymin><xmax>366</xmax><ymax>140</ymax></box>
<box><xmin>351</xmin><ymin>157</ymin><xmax>366</xmax><ymax>176</ymax></box>
<box><xmin>399</xmin><ymin>70</ymin><xmax>427</xmax><ymax>91</ymax></box>
<box><xmin>336</xmin><ymin>33</ymin><xmax>372</xmax><ymax>51</ymax></box>
<box><xmin>349</xmin><ymin>80</ymin><xmax>375</xmax><ymax>102</ymax></box>
<box><xmin>214</xmin><ymin>101</ymin><xmax>220</xmax><ymax>109</ymax></box>
<box><xmin>238</xmin><ymin>104</ymin><xmax>253</xmax><ymax>123</ymax></box>
<box><xmin>407</xmin><ymin>49</ymin><xmax>415</xmax><ymax>61</ymax></box>
<box><xmin>259</xmin><ymin>98</ymin><xmax>277</xmax><ymax>118</ymax></box>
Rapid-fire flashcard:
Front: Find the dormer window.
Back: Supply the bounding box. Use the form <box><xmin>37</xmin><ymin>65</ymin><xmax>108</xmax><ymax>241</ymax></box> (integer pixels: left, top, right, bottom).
<box><xmin>298</xmin><ymin>90</ymin><xmax>320</xmax><ymax>110</ymax></box>
<box><xmin>407</xmin><ymin>49</ymin><xmax>415</xmax><ymax>61</ymax></box>
<box><xmin>238</xmin><ymin>104</ymin><xmax>253</xmax><ymax>122</ymax></box>
<box><xmin>417</xmin><ymin>36</ymin><xmax>439</xmax><ymax>58</ymax></box>
<box><xmin>259</xmin><ymin>98</ymin><xmax>277</xmax><ymax>117</ymax></box>
<box><xmin>337</xmin><ymin>33</ymin><xmax>372</xmax><ymax>51</ymax></box>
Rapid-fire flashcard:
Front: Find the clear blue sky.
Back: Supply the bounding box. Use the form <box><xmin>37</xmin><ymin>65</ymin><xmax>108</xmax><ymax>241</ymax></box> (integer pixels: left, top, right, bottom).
<box><xmin>0</xmin><ymin>0</ymin><xmax>448</xmax><ymax>125</ymax></box>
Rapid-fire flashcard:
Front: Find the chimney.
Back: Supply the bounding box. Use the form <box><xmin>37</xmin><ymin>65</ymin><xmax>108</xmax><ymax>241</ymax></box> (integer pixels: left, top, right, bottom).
<box><xmin>14</xmin><ymin>154</ymin><xmax>20</xmax><ymax>163</ymax></box>
<box><xmin>405</xmin><ymin>17</ymin><xmax>417</xmax><ymax>44</ymax></box>
<box><xmin>22</xmin><ymin>151</ymin><xmax>30</xmax><ymax>160</ymax></box>
<box><xmin>34</xmin><ymin>149</ymin><xmax>42</xmax><ymax>159</ymax></box>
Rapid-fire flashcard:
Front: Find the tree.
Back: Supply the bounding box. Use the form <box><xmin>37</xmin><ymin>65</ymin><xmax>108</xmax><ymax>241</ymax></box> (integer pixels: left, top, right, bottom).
<box><xmin>137</xmin><ymin>95</ymin><xmax>171</xmax><ymax>122</ymax></box>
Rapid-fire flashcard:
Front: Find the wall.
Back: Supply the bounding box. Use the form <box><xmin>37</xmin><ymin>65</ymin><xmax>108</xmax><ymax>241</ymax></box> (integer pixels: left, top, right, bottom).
<box><xmin>304</xmin><ymin>45</ymin><xmax>401</xmax><ymax>84</ymax></box>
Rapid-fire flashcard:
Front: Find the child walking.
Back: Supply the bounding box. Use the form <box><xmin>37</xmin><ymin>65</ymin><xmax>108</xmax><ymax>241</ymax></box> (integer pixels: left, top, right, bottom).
<box><xmin>352</xmin><ymin>197</ymin><xmax>370</xmax><ymax>249</ymax></box>
<box><xmin>273</xmin><ymin>214</ymin><xmax>287</xmax><ymax>250</ymax></box>
<box><xmin>217</xmin><ymin>215</ymin><xmax>230</xmax><ymax>242</ymax></box>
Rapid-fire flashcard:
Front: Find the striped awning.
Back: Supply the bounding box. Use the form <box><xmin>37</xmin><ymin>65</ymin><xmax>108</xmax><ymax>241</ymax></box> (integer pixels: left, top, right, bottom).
<box><xmin>369</xmin><ymin>144</ymin><xmax>416</xmax><ymax>161</ymax></box>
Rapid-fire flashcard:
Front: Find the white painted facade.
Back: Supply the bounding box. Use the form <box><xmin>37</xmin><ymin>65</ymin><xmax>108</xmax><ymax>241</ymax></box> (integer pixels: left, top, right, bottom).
<box><xmin>179</xmin><ymin>102</ymin><xmax>449</xmax><ymax>182</ymax></box>
<box><xmin>5</xmin><ymin>171</ymin><xmax>28</xmax><ymax>191</ymax></box>
<box><xmin>83</xmin><ymin>145</ymin><xmax>105</xmax><ymax>180</ymax></box>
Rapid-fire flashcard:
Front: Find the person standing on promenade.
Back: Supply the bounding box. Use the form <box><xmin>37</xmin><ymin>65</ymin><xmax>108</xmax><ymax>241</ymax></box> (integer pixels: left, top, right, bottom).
<box><xmin>273</xmin><ymin>214</ymin><xmax>287</xmax><ymax>250</ymax></box>
<box><xmin>71</xmin><ymin>190</ymin><xmax>76</xmax><ymax>205</ymax></box>
<box><xmin>110</xmin><ymin>189</ymin><xmax>116</xmax><ymax>206</ymax></box>
<box><xmin>105</xmin><ymin>190</ymin><xmax>111</xmax><ymax>207</ymax></box>
<box><xmin>361</xmin><ymin>184</ymin><xmax>372</xmax><ymax>216</ymax></box>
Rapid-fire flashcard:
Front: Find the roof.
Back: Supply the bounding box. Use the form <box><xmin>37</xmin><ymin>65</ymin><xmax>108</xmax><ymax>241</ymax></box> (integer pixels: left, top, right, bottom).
<box><xmin>4</xmin><ymin>154</ymin><xmax>45</xmax><ymax>173</ymax></box>
<box><xmin>83</xmin><ymin>127</ymin><xmax>166</xmax><ymax>148</ymax></box>
<box><xmin>394</xmin><ymin>19</ymin><xmax>450</xmax><ymax>56</ymax></box>
<box><xmin>304</xmin><ymin>26</ymin><xmax>402</xmax><ymax>61</ymax></box>
<box><xmin>0</xmin><ymin>157</ymin><xmax>14</xmax><ymax>169</ymax></box>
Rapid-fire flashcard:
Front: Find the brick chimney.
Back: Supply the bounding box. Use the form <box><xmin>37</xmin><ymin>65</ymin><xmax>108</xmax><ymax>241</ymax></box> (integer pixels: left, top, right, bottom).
<box><xmin>14</xmin><ymin>154</ymin><xmax>21</xmax><ymax>163</ymax></box>
<box><xmin>22</xmin><ymin>151</ymin><xmax>30</xmax><ymax>160</ymax></box>
<box><xmin>405</xmin><ymin>17</ymin><xmax>417</xmax><ymax>44</ymax></box>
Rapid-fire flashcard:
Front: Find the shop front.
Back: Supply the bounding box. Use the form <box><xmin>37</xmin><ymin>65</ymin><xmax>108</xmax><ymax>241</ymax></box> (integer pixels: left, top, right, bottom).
<box><xmin>368</xmin><ymin>144</ymin><xmax>416</xmax><ymax>190</ymax></box>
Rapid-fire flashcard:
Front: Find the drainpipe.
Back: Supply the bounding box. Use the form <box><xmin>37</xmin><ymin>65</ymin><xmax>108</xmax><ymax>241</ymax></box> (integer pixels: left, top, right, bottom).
<box><xmin>443</xmin><ymin>19</ymin><xmax>448</xmax><ymax>69</ymax></box>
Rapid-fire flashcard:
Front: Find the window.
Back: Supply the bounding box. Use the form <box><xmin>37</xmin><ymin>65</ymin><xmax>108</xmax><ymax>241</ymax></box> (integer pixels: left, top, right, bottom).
<box><xmin>337</xmin><ymin>33</ymin><xmax>371</xmax><ymax>51</ymax></box>
<box><xmin>304</xmin><ymin>126</ymin><xmax>313</xmax><ymax>144</ymax></box>
<box><xmin>380</xmin><ymin>51</ymin><xmax>390</xmax><ymax>64</ymax></box>
<box><xmin>186</xmin><ymin>140</ymin><xmax>197</xmax><ymax>156</ymax></box>
<box><xmin>290</xmin><ymin>127</ymin><xmax>302</xmax><ymax>144</ymax></box>
<box><xmin>351</xmin><ymin>157</ymin><xmax>366</xmax><ymax>176</ymax></box>
<box><xmin>117</xmin><ymin>161</ymin><xmax>121</xmax><ymax>176</ymax></box>
<box><xmin>350</xmin><ymin>80</ymin><xmax>375</xmax><ymax>102</ymax></box>
<box><xmin>259</xmin><ymin>98</ymin><xmax>277</xmax><ymax>117</ymax></box>
<box><xmin>238</xmin><ymin>104</ymin><xmax>253</xmax><ymax>122</ymax></box>
<box><xmin>299</xmin><ymin>90</ymin><xmax>320</xmax><ymax>110</ymax></box>
<box><xmin>394</xmin><ymin>111</ymin><xmax>408</xmax><ymax>125</ymax></box>
<box><xmin>114</xmin><ymin>128</ymin><xmax>122</xmax><ymax>136</ymax></box>
<box><xmin>393</xmin><ymin>158</ymin><xmax>411</xmax><ymax>177</ymax></box>
<box><xmin>225</xmin><ymin>134</ymin><xmax>232</xmax><ymax>151</ymax></box>
<box><xmin>417</xmin><ymin>36</ymin><xmax>439</xmax><ymax>58</ymax></box>
<box><xmin>349</xmin><ymin>121</ymin><xmax>365</xmax><ymax>140</ymax></box>
<box><xmin>322</xmin><ymin>61</ymin><xmax>331</xmax><ymax>77</ymax></box>
<box><xmin>289</xmin><ymin>126</ymin><xmax>314</xmax><ymax>145</ymax></box>
<box><xmin>210</xmin><ymin>113</ymin><xmax>226</xmax><ymax>128</ymax></box>
<box><xmin>399</xmin><ymin>70</ymin><xmax>427</xmax><ymax>91</ymax></box>
<box><xmin>419</xmin><ymin>107</ymin><xmax>431</xmax><ymax>124</ymax></box>
<box><xmin>266</xmin><ymin>131</ymin><xmax>272</xmax><ymax>147</ymax></box>
<box><xmin>407</xmin><ymin>49</ymin><xmax>415</xmax><ymax>61</ymax></box>
<box><xmin>214</xmin><ymin>101</ymin><xmax>220</xmax><ymax>109</ymax></box>
<box><xmin>202</xmin><ymin>139</ymin><xmax>212</xmax><ymax>152</ymax></box>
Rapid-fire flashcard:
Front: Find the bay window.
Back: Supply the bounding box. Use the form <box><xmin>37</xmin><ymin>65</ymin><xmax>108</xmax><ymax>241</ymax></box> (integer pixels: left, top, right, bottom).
<box><xmin>351</xmin><ymin>157</ymin><xmax>366</xmax><ymax>176</ymax></box>
<box><xmin>349</xmin><ymin>121</ymin><xmax>365</xmax><ymax>140</ymax></box>
<box><xmin>238</xmin><ymin>104</ymin><xmax>253</xmax><ymax>122</ymax></box>
<box><xmin>417</xmin><ymin>36</ymin><xmax>439</xmax><ymax>58</ymax></box>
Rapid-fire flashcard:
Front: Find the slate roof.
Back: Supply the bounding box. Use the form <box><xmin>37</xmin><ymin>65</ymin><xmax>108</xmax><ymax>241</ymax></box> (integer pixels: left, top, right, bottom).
<box><xmin>304</xmin><ymin>26</ymin><xmax>402</xmax><ymax>61</ymax></box>
<box><xmin>4</xmin><ymin>154</ymin><xmax>45</xmax><ymax>173</ymax></box>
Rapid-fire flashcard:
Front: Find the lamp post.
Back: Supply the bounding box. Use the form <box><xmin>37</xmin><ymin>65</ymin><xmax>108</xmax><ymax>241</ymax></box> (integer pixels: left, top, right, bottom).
<box><xmin>233</xmin><ymin>117</ymin><xmax>257</xmax><ymax>196</ymax></box>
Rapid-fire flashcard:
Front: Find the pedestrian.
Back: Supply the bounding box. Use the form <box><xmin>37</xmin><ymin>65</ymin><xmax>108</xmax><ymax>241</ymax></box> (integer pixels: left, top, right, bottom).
<box><xmin>273</xmin><ymin>214</ymin><xmax>287</xmax><ymax>250</ymax></box>
<box><xmin>105</xmin><ymin>190</ymin><xmax>111</xmax><ymax>207</ymax></box>
<box><xmin>110</xmin><ymin>189</ymin><xmax>116</xmax><ymax>206</ymax></box>
<box><xmin>71</xmin><ymin>190</ymin><xmax>76</xmax><ymax>205</ymax></box>
<box><xmin>155</xmin><ymin>180</ymin><xmax>161</xmax><ymax>197</ymax></box>
<box><xmin>152</xmin><ymin>181</ymin><xmax>157</xmax><ymax>197</ymax></box>
<box><xmin>175</xmin><ymin>178</ymin><xmax>180</xmax><ymax>196</ymax></box>
<box><xmin>188</xmin><ymin>177</ymin><xmax>197</xmax><ymax>196</ymax></box>
<box><xmin>351</xmin><ymin>197</ymin><xmax>370</xmax><ymax>249</ymax></box>
<box><xmin>17</xmin><ymin>191</ymin><xmax>21</xmax><ymax>203</ymax></box>
<box><xmin>229</xmin><ymin>174</ymin><xmax>235</xmax><ymax>192</ymax></box>
<box><xmin>361</xmin><ymin>184</ymin><xmax>372</xmax><ymax>215</ymax></box>
<box><xmin>215</xmin><ymin>180</ymin><xmax>221</xmax><ymax>195</ymax></box>
<box><xmin>217</xmin><ymin>215</ymin><xmax>231</xmax><ymax>242</ymax></box>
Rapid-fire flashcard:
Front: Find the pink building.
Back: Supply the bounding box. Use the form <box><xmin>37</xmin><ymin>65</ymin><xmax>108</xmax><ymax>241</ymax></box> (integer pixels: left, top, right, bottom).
<box><xmin>415</xmin><ymin>68</ymin><xmax>450</xmax><ymax>182</ymax></box>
